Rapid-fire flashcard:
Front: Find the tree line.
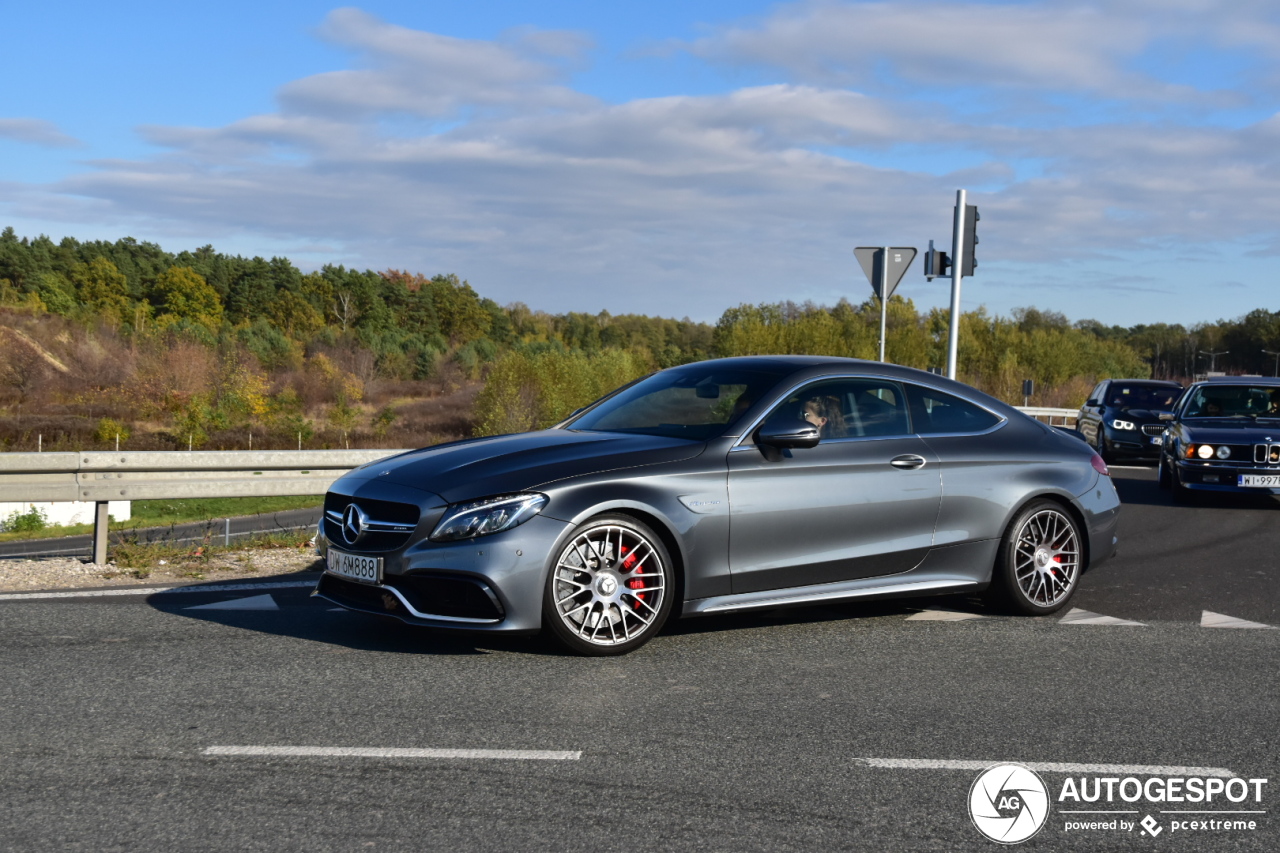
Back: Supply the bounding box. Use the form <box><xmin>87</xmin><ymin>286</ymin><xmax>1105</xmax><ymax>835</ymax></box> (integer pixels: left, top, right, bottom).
<box><xmin>2</xmin><ymin>226</ymin><xmax>1277</xmax><ymax>447</ymax></box>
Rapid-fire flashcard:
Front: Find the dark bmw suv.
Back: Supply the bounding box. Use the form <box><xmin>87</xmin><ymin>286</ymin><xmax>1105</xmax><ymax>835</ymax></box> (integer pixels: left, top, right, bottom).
<box><xmin>1077</xmin><ymin>379</ymin><xmax>1184</xmax><ymax>463</ymax></box>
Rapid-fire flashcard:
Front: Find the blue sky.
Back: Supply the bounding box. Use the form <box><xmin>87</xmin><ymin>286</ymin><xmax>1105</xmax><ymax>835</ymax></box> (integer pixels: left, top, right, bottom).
<box><xmin>3</xmin><ymin>1</ymin><xmax>1279</xmax><ymax>328</ymax></box>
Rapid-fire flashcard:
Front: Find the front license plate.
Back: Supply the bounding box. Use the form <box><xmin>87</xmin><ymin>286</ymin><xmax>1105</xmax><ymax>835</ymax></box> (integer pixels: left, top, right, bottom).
<box><xmin>1238</xmin><ymin>474</ymin><xmax>1280</xmax><ymax>488</ymax></box>
<box><xmin>327</xmin><ymin>549</ymin><xmax>383</xmax><ymax>585</ymax></box>
<box><xmin>1149</xmin><ymin>436</ymin><xmax>1162</xmax><ymax>445</ymax></box>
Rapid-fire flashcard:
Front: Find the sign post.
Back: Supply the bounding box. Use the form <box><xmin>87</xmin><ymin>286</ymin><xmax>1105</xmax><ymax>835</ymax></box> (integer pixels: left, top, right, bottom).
<box><xmin>854</xmin><ymin>246</ymin><xmax>917</xmax><ymax>362</ymax></box>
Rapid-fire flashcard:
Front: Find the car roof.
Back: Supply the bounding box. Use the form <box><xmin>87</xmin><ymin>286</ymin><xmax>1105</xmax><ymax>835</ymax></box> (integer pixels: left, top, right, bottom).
<box><xmin>1103</xmin><ymin>378</ymin><xmax>1182</xmax><ymax>386</ymax></box>
<box><xmin>1200</xmin><ymin>375</ymin><xmax>1280</xmax><ymax>385</ymax></box>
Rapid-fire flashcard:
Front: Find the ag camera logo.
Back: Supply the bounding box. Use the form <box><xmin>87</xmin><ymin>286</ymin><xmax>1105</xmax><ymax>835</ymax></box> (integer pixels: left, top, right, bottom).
<box><xmin>969</xmin><ymin>764</ymin><xmax>1050</xmax><ymax>844</ymax></box>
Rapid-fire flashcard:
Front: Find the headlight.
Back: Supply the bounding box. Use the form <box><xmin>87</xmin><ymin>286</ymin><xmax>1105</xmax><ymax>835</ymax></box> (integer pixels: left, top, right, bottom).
<box><xmin>1197</xmin><ymin>445</ymin><xmax>1214</xmax><ymax>460</ymax></box>
<box><xmin>1111</xmin><ymin>419</ymin><xmax>1136</xmax><ymax>431</ymax></box>
<box><xmin>430</xmin><ymin>493</ymin><xmax>548</xmax><ymax>542</ymax></box>
<box><xmin>1216</xmin><ymin>445</ymin><xmax>1231</xmax><ymax>460</ymax></box>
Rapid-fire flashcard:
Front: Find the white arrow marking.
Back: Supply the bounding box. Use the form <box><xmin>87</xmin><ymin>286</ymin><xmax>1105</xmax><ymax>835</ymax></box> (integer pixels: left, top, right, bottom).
<box><xmin>185</xmin><ymin>594</ymin><xmax>279</xmax><ymax>611</ymax></box>
<box><xmin>1059</xmin><ymin>607</ymin><xmax>1145</xmax><ymax>626</ymax></box>
<box><xmin>906</xmin><ymin>609</ymin><xmax>988</xmax><ymax>621</ymax></box>
<box><xmin>1201</xmin><ymin>611</ymin><xmax>1277</xmax><ymax>629</ymax></box>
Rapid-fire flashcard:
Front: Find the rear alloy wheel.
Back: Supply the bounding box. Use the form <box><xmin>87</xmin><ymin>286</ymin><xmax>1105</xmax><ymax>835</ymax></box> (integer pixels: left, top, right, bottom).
<box><xmin>987</xmin><ymin>500</ymin><xmax>1082</xmax><ymax>616</ymax></box>
<box><xmin>543</xmin><ymin>515</ymin><xmax>674</xmax><ymax>656</ymax></box>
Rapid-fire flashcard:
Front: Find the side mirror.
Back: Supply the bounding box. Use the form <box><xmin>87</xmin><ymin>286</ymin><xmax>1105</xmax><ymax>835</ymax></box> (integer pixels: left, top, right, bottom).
<box><xmin>756</xmin><ymin>418</ymin><xmax>820</xmax><ymax>449</ymax></box>
<box><xmin>1157</xmin><ymin>411</ymin><xmax>1175</xmax><ymax>421</ymax></box>
<box><xmin>1084</xmin><ymin>399</ymin><xmax>1098</xmax><ymax>407</ymax></box>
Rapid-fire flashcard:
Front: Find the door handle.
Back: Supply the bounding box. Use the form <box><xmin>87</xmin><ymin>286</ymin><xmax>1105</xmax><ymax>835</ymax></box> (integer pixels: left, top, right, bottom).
<box><xmin>890</xmin><ymin>454</ymin><xmax>927</xmax><ymax>470</ymax></box>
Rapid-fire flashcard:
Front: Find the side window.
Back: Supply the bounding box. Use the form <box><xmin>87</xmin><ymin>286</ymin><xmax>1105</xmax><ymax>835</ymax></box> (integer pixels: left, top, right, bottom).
<box><xmin>906</xmin><ymin>384</ymin><xmax>1001</xmax><ymax>435</ymax></box>
<box><xmin>1090</xmin><ymin>383</ymin><xmax>1106</xmax><ymax>404</ymax></box>
<box><xmin>761</xmin><ymin>378</ymin><xmax>910</xmax><ymax>439</ymax></box>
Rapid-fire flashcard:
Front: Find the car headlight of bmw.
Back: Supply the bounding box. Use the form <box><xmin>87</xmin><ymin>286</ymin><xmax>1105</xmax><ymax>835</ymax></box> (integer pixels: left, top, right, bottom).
<box><xmin>1111</xmin><ymin>418</ymin><xmax>1136</xmax><ymax>431</ymax></box>
<box><xmin>430</xmin><ymin>493</ymin><xmax>549</xmax><ymax>542</ymax></box>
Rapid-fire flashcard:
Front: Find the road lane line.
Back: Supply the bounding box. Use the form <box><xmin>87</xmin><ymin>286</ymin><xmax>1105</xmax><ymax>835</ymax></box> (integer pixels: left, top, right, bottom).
<box><xmin>855</xmin><ymin>758</ymin><xmax>1235</xmax><ymax>777</ymax></box>
<box><xmin>0</xmin><ymin>580</ymin><xmax>316</xmax><ymax>601</ymax></box>
<box><xmin>202</xmin><ymin>746</ymin><xmax>581</xmax><ymax>760</ymax></box>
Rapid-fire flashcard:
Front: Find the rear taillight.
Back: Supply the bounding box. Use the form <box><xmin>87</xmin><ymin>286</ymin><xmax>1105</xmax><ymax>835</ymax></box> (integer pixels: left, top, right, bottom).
<box><xmin>1091</xmin><ymin>453</ymin><xmax>1110</xmax><ymax>477</ymax></box>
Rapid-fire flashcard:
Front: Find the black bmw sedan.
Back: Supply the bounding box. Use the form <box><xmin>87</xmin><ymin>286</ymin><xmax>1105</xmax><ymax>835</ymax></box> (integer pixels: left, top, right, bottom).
<box><xmin>315</xmin><ymin>356</ymin><xmax>1120</xmax><ymax>655</ymax></box>
<box><xmin>1158</xmin><ymin>376</ymin><xmax>1280</xmax><ymax>502</ymax></box>
<box><xmin>1076</xmin><ymin>378</ymin><xmax>1184</xmax><ymax>463</ymax></box>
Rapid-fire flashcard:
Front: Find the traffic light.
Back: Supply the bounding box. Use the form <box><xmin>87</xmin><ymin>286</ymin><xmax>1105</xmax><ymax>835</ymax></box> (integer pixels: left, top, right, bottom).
<box><xmin>961</xmin><ymin>204</ymin><xmax>978</xmax><ymax>276</ymax></box>
<box><xmin>923</xmin><ymin>242</ymin><xmax>950</xmax><ymax>280</ymax></box>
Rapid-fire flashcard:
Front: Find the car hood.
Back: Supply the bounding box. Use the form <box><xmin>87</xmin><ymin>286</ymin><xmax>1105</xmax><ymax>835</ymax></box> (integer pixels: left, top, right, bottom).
<box><xmin>349</xmin><ymin>430</ymin><xmax>706</xmax><ymax>504</ymax></box>
<box><xmin>1179</xmin><ymin>421</ymin><xmax>1280</xmax><ymax>443</ymax></box>
<box><xmin>1111</xmin><ymin>407</ymin><xmax>1164</xmax><ymax>420</ymax></box>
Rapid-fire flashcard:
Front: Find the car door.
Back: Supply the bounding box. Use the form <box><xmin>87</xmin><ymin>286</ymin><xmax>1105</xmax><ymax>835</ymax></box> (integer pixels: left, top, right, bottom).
<box><xmin>1078</xmin><ymin>381</ymin><xmax>1107</xmax><ymax>444</ymax></box>
<box><xmin>726</xmin><ymin>377</ymin><xmax>942</xmax><ymax>594</ymax></box>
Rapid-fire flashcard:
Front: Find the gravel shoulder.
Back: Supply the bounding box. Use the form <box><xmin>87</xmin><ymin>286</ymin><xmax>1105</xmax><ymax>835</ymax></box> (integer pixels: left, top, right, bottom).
<box><xmin>0</xmin><ymin>548</ymin><xmax>323</xmax><ymax>592</ymax></box>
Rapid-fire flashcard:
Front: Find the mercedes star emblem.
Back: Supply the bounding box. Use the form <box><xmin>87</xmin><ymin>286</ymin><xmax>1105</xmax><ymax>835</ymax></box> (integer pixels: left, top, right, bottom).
<box><xmin>342</xmin><ymin>503</ymin><xmax>369</xmax><ymax>545</ymax></box>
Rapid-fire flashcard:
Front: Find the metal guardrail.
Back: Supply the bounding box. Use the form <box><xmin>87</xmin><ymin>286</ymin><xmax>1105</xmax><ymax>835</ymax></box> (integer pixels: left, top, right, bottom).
<box><xmin>1016</xmin><ymin>406</ymin><xmax>1078</xmax><ymax>427</ymax></box>
<box><xmin>0</xmin><ymin>410</ymin><xmax>1080</xmax><ymax>563</ymax></box>
<box><xmin>0</xmin><ymin>449</ymin><xmax>408</xmax><ymax>564</ymax></box>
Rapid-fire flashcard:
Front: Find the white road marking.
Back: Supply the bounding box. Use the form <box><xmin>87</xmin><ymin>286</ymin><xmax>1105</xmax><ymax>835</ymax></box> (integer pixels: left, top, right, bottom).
<box><xmin>0</xmin><ymin>580</ymin><xmax>315</xmax><ymax>601</ymax></box>
<box><xmin>1201</xmin><ymin>611</ymin><xmax>1277</xmax><ymax>630</ymax></box>
<box><xmin>905</xmin><ymin>609</ymin><xmax>988</xmax><ymax>621</ymax></box>
<box><xmin>855</xmin><ymin>758</ymin><xmax>1235</xmax><ymax>777</ymax></box>
<box><xmin>185</xmin><ymin>594</ymin><xmax>279</xmax><ymax>611</ymax></box>
<box><xmin>1059</xmin><ymin>607</ymin><xmax>1145</xmax><ymax>626</ymax></box>
<box><xmin>202</xmin><ymin>746</ymin><xmax>581</xmax><ymax>760</ymax></box>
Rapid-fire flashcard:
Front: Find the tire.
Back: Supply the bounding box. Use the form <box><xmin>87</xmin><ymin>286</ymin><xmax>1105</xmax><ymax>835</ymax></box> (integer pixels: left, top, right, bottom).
<box><xmin>1094</xmin><ymin>430</ymin><xmax>1112</xmax><ymax>465</ymax></box>
<box><xmin>542</xmin><ymin>514</ymin><xmax>675</xmax><ymax>656</ymax></box>
<box><xmin>985</xmin><ymin>500</ymin><xmax>1082</xmax><ymax>616</ymax></box>
<box><xmin>1157</xmin><ymin>457</ymin><xmax>1171</xmax><ymax>489</ymax></box>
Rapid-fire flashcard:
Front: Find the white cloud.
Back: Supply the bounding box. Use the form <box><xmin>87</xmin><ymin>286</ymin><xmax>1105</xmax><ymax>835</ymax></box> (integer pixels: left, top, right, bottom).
<box><xmin>0</xmin><ymin>118</ymin><xmax>81</xmax><ymax>148</ymax></box>
<box><xmin>6</xmin><ymin>5</ymin><xmax>1280</xmax><ymax>324</ymax></box>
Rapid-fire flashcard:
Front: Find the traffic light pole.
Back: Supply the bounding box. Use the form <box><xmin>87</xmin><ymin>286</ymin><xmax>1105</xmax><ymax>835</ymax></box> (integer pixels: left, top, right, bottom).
<box><xmin>946</xmin><ymin>189</ymin><xmax>967</xmax><ymax>380</ymax></box>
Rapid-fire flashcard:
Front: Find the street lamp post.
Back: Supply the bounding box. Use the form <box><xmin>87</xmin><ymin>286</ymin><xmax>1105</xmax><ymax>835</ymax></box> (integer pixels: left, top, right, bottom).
<box><xmin>1263</xmin><ymin>349</ymin><xmax>1280</xmax><ymax>377</ymax></box>
<box><xmin>1198</xmin><ymin>350</ymin><xmax>1228</xmax><ymax>373</ymax></box>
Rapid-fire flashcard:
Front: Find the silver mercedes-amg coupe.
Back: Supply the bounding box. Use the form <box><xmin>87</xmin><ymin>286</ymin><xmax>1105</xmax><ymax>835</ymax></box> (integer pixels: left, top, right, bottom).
<box><xmin>314</xmin><ymin>356</ymin><xmax>1120</xmax><ymax>655</ymax></box>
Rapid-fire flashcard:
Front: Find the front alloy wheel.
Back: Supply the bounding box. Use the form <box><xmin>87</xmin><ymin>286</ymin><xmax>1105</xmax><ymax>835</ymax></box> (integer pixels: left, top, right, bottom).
<box><xmin>543</xmin><ymin>515</ymin><xmax>674</xmax><ymax>656</ymax></box>
<box><xmin>987</xmin><ymin>500</ymin><xmax>1082</xmax><ymax>615</ymax></box>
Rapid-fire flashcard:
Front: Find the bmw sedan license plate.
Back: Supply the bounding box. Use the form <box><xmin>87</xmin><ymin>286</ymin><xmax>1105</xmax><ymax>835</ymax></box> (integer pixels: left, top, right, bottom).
<box><xmin>1238</xmin><ymin>474</ymin><xmax>1280</xmax><ymax>488</ymax></box>
<box><xmin>327</xmin><ymin>549</ymin><xmax>382</xmax><ymax>584</ymax></box>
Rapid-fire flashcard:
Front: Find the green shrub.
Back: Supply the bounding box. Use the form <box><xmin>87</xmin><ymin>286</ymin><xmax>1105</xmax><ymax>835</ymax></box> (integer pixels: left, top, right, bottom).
<box><xmin>93</xmin><ymin>417</ymin><xmax>131</xmax><ymax>445</ymax></box>
<box><xmin>2</xmin><ymin>506</ymin><xmax>48</xmax><ymax>533</ymax></box>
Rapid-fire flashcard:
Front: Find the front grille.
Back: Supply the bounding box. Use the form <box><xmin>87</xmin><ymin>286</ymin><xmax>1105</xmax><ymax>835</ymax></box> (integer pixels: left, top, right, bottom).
<box><xmin>1254</xmin><ymin>444</ymin><xmax>1280</xmax><ymax>464</ymax></box>
<box><xmin>1141</xmin><ymin>424</ymin><xmax>1165</xmax><ymax>436</ymax></box>
<box><xmin>323</xmin><ymin>494</ymin><xmax>420</xmax><ymax>552</ymax></box>
<box><xmin>387</xmin><ymin>574</ymin><xmax>504</xmax><ymax>621</ymax></box>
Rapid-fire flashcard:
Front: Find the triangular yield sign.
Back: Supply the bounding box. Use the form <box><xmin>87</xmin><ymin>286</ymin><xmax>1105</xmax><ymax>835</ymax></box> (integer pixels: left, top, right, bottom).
<box><xmin>1201</xmin><ymin>611</ymin><xmax>1277</xmax><ymax>629</ymax></box>
<box><xmin>1059</xmin><ymin>607</ymin><xmax>1145</xmax><ymax>626</ymax></box>
<box><xmin>185</xmin><ymin>594</ymin><xmax>279</xmax><ymax>611</ymax></box>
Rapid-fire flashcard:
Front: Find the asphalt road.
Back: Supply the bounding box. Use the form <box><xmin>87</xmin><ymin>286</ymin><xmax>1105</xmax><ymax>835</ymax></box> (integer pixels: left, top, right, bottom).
<box><xmin>0</xmin><ymin>468</ymin><xmax>1276</xmax><ymax>852</ymax></box>
<box><xmin>0</xmin><ymin>507</ymin><xmax>323</xmax><ymax>559</ymax></box>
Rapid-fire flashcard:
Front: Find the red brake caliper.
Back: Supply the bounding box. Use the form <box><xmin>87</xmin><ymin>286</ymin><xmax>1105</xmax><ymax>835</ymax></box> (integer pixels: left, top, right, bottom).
<box><xmin>620</xmin><ymin>546</ymin><xmax>646</xmax><ymax>606</ymax></box>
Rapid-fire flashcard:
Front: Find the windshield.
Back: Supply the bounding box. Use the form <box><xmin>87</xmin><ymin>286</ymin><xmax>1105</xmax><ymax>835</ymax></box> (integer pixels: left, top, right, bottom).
<box><xmin>1182</xmin><ymin>385</ymin><xmax>1280</xmax><ymax>418</ymax></box>
<box><xmin>1106</xmin><ymin>384</ymin><xmax>1182</xmax><ymax>410</ymax></box>
<box><xmin>565</xmin><ymin>366</ymin><xmax>791</xmax><ymax>440</ymax></box>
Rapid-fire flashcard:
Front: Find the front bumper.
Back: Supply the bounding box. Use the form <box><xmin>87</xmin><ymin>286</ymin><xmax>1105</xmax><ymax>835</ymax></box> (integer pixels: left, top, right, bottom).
<box><xmin>314</xmin><ymin>513</ymin><xmax>572</xmax><ymax>633</ymax></box>
<box><xmin>1173</xmin><ymin>461</ymin><xmax>1280</xmax><ymax>495</ymax></box>
<box><xmin>1104</xmin><ymin>428</ymin><xmax>1163</xmax><ymax>460</ymax></box>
